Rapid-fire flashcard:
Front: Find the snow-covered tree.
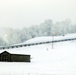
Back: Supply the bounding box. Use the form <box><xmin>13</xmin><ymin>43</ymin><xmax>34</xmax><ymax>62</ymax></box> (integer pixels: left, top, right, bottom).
<box><xmin>39</xmin><ymin>19</ymin><xmax>53</xmax><ymax>36</ymax></box>
<box><xmin>0</xmin><ymin>37</ymin><xmax>6</xmax><ymax>46</ymax></box>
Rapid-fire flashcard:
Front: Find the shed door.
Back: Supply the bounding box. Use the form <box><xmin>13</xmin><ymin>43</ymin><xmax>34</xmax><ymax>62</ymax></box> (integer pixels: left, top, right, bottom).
<box><xmin>1</xmin><ymin>54</ymin><xmax>10</xmax><ymax>62</ymax></box>
<box><xmin>2</xmin><ymin>55</ymin><xmax>7</xmax><ymax>61</ymax></box>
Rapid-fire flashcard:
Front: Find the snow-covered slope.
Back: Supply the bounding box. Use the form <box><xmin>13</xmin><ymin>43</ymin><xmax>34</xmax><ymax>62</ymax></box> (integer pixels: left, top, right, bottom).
<box><xmin>0</xmin><ymin>34</ymin><xmax>76</xmax><ymax>75</ymax></box>
<box><xmin>23</xmin><ymin>33</ymin><xmax>76</xmax><ymax>44</ymax></box>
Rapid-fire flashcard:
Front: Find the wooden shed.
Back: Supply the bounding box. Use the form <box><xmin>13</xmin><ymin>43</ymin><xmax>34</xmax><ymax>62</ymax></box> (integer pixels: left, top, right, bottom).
<box><xmin>0</xmin><ymin>51</ymin><xmax>30</xmax><ymax>62</ymax></box>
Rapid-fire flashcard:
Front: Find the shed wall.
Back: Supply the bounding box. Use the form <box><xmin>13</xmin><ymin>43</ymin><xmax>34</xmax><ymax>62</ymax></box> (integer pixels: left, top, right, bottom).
<box><xmin>0</xmin><ymin>51</ymin><xmax>30</xmax><ymax>62</ymax></box>
<box><xmin>11</xmin><ymin>54</ymin><xmax>30</xmax><ymax>62</ymax></box>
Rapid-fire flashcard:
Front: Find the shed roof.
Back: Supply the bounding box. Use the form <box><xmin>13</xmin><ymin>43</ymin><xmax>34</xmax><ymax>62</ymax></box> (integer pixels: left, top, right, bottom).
<box><xmin>0</xmin><ymin>50</ymin><xmax>30</xmax><ymax>55</ymax></box>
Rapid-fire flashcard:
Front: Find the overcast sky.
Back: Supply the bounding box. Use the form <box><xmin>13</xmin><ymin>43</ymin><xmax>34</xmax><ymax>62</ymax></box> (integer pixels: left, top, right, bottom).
<box><xmin>0</xmin><ymin>0</ymin><xmax>76</xmax><ymax>29</ymax></box>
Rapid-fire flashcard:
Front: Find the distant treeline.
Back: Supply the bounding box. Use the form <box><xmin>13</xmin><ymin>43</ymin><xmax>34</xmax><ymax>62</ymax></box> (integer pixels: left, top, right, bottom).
<box><xmin>0</xmin><ymin>19</ymin><xmax>76</xmax><ymax>46</ymax></box>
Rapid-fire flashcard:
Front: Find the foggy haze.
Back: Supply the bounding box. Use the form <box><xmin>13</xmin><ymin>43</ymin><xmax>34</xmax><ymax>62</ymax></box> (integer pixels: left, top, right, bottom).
<box><xmin>0</xmin><ymin>0</ymin><xmax>76</xmax><ymax>29</ymax></box>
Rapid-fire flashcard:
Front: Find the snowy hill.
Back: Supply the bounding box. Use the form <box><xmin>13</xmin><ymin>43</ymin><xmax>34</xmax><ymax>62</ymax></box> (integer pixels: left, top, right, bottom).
<box><xmin>0</xmin><ymin>34</ymin><xmax>76</xmax><ymax>75</ymax></box>
<box><xmin>23</xmin><ymin>33</ymin><xmax>76</xmax><ymax>44</ymax></box>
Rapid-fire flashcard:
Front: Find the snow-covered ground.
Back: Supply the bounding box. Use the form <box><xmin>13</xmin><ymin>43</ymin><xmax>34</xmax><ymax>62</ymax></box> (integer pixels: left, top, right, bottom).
<box><xmin>0</xmin><ymin>37</ymin><xmax>76</xmax><ymax>75</ymax></box>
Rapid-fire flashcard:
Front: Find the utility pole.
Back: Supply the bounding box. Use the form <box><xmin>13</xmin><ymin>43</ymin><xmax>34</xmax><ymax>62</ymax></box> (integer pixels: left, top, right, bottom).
<box><xmin>52</xmin><ymin>32</ymin><xmax>54</xmax><ymax>49</ymax></box>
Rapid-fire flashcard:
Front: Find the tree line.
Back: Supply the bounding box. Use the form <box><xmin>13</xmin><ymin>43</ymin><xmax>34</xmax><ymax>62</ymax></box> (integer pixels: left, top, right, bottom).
<box><xmin>0</xmin><ymin>19</ymin><xmax>76</xmax><ymax>46</ymax></box>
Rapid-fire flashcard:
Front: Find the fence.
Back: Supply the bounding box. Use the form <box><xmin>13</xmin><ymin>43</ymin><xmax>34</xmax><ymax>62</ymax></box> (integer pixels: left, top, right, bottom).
<box><xmin>0</xmin><ymin>37</ymin><xmax>76</xmax><ymax>50</ymax></box>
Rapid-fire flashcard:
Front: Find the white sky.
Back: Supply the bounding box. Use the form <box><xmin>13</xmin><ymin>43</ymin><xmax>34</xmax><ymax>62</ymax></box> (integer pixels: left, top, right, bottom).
<box><xmin>0</xmin><ymin>0</ymin><xmax>76</xmax><ymax>29</ymax></box>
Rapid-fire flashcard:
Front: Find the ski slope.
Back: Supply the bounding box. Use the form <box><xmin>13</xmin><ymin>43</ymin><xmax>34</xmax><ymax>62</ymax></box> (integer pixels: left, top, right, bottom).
<box><xmin>0</xmin><ymin>34</ymin><xmax>76</xmax><ymax>75</ymax></box>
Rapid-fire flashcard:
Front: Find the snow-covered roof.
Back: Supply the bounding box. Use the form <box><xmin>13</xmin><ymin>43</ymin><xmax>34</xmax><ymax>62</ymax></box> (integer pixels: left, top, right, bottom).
<box><xmin>22</xmin><ymin>33</ymin><xmax>76</xmax><ymax>44</ymax></box>
<box><xmin>0</xmin><ymin>33</ymin><xmax>76</xmax><ymax>50</ymax></box>
<box><xmin>0</xmin><ymin>49</ymin><xmax>30</xmax><ymax>55</ymax></box>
